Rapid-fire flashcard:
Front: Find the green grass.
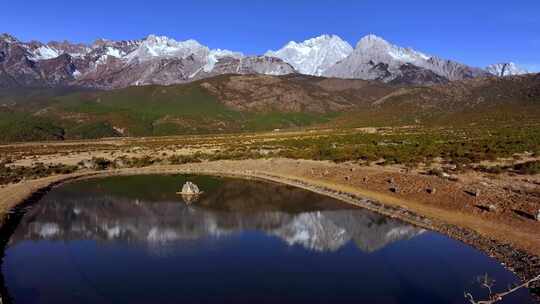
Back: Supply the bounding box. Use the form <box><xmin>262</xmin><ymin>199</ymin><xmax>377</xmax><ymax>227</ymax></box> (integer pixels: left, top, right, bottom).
<box><xmin>0</xmin><ymin>110</ymin><xmax>65</xmax><ymax>143</ymax></box>
<box><xmin>66</xmin><ymin>121</ymin><xmax>120</xmax><ymax>139</ymax></box>
<box><xmin>58</xmin><ymin>85</ymin><xmax>240</xmax><ymax>119</ymax></box>
<box><xmin>265</xmin><ymin>124</ymin><xmax>540</xmax><ymax>166</ymax></box>
<box><xmin>39</xmin><ymin>84</ymin><xmax>335</xmax><ymax>138</ymax></box>
<box><xmin>244</xmin><ymin>112</ymin><xmax>337</xmax><ymax>131</ymax></box>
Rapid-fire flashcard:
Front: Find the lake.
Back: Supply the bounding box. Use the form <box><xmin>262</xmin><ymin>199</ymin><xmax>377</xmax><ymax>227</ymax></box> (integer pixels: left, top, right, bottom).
<box><xmin>0</xmin><ymin>175</ymin><xmax>533</xmax><ymax>304</ymax></box>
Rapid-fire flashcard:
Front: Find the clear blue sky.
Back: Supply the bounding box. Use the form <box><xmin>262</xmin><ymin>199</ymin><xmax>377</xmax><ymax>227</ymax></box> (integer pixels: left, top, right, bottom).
<box><xmin>2</xmin><ymin>0</ymin><xmax>539</xmax><ymax>71</ymax></box>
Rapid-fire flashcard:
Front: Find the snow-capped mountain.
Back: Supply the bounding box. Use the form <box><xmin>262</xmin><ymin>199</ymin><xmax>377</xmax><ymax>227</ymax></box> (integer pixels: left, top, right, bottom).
<box><xmin>0</xmin><ymin>32</ymin><xmax>527</xmax><ymax>90</ymax></box>
<box><xmin>354</xmin><ymin>34</ymin><xmax>431</xmax><ymax>65</ymax></box>
<box><xmin>486</xmin><ymin>62</ymin><xmax>528</xmax><ymax>77</ymax></box>
<box><xmin>125</xmin><ymin>35</ymin><xmax>210</xmax><ymax>63</ymax></box>
<box><xmin>266</xmin><ymin>34</ymin><xmax>353</xmax><ymax>76</ymax></box>
<box><xmin>0</xmin><ymin>33</ymin><xmax>294</xmax><ymax>89</ymax></box>
<box><xmin>26</xmin><ymin>40</ymin><xmax>90</xmax><ymax>61</ymax></box>
<box><xmin>324</xmin><ymin>34</ymin><xmax>489</xmax><ymax>83</ymax></box>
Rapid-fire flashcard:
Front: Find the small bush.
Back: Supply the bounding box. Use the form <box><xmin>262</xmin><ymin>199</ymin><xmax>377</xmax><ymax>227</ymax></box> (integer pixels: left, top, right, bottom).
<box><xmin>168</xmin><ymin>155</ymin><xmax>202</xmax><ymax>165</ymax></box>
<box><xmin>91</xmin><ymin>157</ymin><xmax>113</xmax><ymax>170</ymax></box>
<box><xmin>426</xmin><ymin>168</ymin><xmax>445</xmax><ymax>178</ymax></box>
<box><xmin>513</xmin><ymin>161</ymin><xmax>540</xmax><ymax>175</ymax></box>
<box><xmin>0</xmin><ymin>163</ymin><xmax>78</xmax><ymax>185</ymax></box>
<box><xmin>477</xmin><ymin>165</ymin><xmax>504</xmax><ymax>174</ymax></box>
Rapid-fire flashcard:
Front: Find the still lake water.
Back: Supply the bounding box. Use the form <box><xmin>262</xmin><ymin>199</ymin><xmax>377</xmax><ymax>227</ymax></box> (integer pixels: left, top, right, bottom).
<box><xmin>0</xmin><ymin>175</ymin><xmax>533</xmax><ymax>304</ymax></box>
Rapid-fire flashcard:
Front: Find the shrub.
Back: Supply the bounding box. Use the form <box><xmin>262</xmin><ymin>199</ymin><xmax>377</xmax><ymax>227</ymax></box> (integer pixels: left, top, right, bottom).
<box><xmin>91</xmin><ymin>157</ymin><xmax>113</xmax><ymax>170</ymax></box>
<box><xmin>168</xmin><ymin>155</ymin><xmax>202</xmax><ymax>165</ymax></box>
<box><xmin>513</xmin><ymin>161</ymin><xmax>540</xmax><ymax>175</ymax></box>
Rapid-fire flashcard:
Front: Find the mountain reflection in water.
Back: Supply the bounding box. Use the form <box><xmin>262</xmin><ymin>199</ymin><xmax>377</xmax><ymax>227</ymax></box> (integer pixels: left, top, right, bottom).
<box><xmin>8</xmin><ymin>176</ymin><xmax>423</xmax><ymax>254</ymax></box>
<box><xmin>2</xmin><ymin>175</ymin><xmax>533</xmax><ymax>304</ymax></box>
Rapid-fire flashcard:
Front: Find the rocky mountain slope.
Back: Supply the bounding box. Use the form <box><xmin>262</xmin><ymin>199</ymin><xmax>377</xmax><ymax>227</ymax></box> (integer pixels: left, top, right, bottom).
<box><xmin>324</xmin><ymin>34</ymin><xmax>489</xmax><ymax>84</ymax></box>
<box><xmin>0</xmin><ymin>33</ymin><xmax>295</xmax><ymax>90</ymax></box>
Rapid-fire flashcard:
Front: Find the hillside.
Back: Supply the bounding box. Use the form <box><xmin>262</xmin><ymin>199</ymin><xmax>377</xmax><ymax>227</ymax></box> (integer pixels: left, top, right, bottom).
<box><xmin>0</xmin><ymin>73</ymin><xmax>539</xmax><ymax>142</ymax></box>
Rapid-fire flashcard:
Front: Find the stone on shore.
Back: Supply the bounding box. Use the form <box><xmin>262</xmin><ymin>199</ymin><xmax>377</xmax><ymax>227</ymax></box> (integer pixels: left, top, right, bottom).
<box><xmin>181</xmin><ymin>181</ymin><xmax>201</xmax><ymax>195</ymax></box>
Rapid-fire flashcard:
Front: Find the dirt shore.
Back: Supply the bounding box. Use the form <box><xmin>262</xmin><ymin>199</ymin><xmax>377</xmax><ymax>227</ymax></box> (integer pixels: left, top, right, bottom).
<box><xmin>0</xmin><ymin>158</ymin><xmax>539</xmax><ymax>298</ymax></box>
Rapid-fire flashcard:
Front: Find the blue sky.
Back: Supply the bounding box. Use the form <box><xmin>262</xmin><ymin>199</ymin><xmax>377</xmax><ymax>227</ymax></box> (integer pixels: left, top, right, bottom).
<box><xmin>2</xmin><ymin>0</ymin><xmax>539</xmax><ymax>71</ymax></box>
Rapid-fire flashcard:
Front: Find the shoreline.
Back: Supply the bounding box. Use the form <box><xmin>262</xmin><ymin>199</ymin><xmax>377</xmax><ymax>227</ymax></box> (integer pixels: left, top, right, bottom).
<box><xmin>0</xmin><ymin>160</ymin><xmax>538</xmax><ymax>300</ymax></box>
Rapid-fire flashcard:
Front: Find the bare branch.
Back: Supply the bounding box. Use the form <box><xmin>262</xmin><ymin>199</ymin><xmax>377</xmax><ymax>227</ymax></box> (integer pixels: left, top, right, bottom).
<box><xmin>478</xmin><ymin>273</ymin><xmax>495</xmax><ymax>295</ymax></box>
<box><xmin>465</xmin><ymin>274</ymin><xmax>540</xmax><ymax>304</ymax></box>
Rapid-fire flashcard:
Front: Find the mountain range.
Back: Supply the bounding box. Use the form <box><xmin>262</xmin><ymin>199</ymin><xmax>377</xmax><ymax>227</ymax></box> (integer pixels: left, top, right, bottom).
<box><xmin>0</xmin><ymin>33</ymin><xmax>531</xmax><ymax>89</ymax></box>
<box><xmin>0</xmin><ymin>32</ymin><xmax>538</xmax><ymax>142</ymax></box>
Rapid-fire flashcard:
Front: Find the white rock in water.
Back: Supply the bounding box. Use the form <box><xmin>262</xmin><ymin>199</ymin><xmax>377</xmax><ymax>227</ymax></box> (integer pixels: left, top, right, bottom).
<box><xmin>182</xmin><ymin>181</ymin><xmax>200</xmax><ymax>195</ymax></box>
<box><xmin>537</xmin><ymin>210</ymin><xmax>540</xmax><ymax>222</ymax></box>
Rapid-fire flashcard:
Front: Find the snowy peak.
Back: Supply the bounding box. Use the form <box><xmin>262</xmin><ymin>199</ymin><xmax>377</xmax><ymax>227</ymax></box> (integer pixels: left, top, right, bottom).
<box><xmin>205</xmin><ymin>49</ymin><xmax>243</xmax><ymax>72</ymax></box>
<box><xmin>266</xmin><ymin>34</ymin><xmax>353</xmax><ymax>76</ymax></box>
<box><xmin>126</xmin><ymin>34</ymin><xmax>210</xmax><ymax>62</ymax></box>
<box><xmin>355</xmin><ymin>34</ymin><xmax>431</xmax><ymax>64</ymax></box>
<box><xmin>285</xmin><ymin>34</ymin><xmax>346</xmax><ymax>48</ymax></box>
<box><xmin>31</xmin><ymin>45</ymin><xmax>62</xmax><ymax>60</ymax></box>
<box><xmin>356</xmin><ymin>34</ymin><xmax>391</xmax><ymax>49</ymax></box>
<box><xmin>486</xmin><ymin>62</ymin><xmax>528</xmax><ymax>77</ymax></box>
<box><xmin>124</xmin><ymin>34</ymin><xmax>246</xmax><ymax>73</ymax></box>
<box><xmin>25</xmin><ymin>40</ymin><xmax>90</xmax><ymax>61</ymax></box>
<box><xmin>324</xmin><ymin>34</ymin><xmax>489</xmax><ymax>82</ymax></box>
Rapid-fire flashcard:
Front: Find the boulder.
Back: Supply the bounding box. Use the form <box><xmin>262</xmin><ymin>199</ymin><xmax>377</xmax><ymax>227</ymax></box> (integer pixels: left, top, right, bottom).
<box><xmin>537</xmin><ymin>210</ymin><xmax>540</xmax><ymax>222</ymax></box>
<box><xmin>181</xmin><ymin>181</ymin><xmax>201</xmax><ymax>195</ymax></box>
